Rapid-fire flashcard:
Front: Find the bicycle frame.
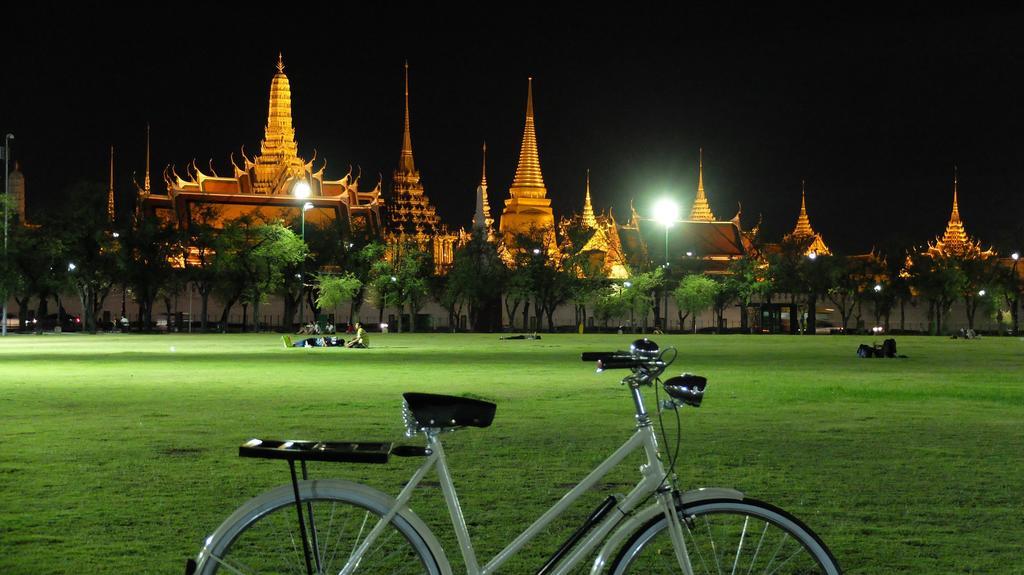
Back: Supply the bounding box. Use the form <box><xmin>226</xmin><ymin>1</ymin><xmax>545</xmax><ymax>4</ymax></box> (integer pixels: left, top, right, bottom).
<box><xmin>340</xmin><ymin>385</ymin><xmax>695</xmax><ymax>575</ymax></box>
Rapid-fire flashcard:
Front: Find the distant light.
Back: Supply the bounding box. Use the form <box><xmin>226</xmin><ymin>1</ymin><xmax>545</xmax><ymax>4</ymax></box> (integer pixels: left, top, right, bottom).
<box><xmin>874</xmin><ymin>284</ymin><xmax>882</xmax><ymax>292</ymax></box>
<box><xmin>67</xmin><ymin>263</ymin><xmax>76</xmax><ymax>271</ymax></box>
<box><xmin>623</xmin><ymin>281</ymin><xmax>633</xmax><ymax>288</ymax></box>
<box><xmin>1013</xmin><ymin>252</ymin><xmax>1020</xmax><ymax>261</ymax></box>
<box><xmin>654</xmin><ymin>198</ymin><xmax>679</xmax><ymax>228</ymax></box>
<box><xmin>978</xmin><ymin>289</ymin><xmax>986</xmax><ymax>297</ymax></box>
<box><xmin>293</xmin><ymin>180</ymin><xmax>311</xmax><ymax>199</ymax></box>
<box><xmin>685</xmin><ymin>251</ymin><xmax>693</xmax><ymax>257</ymax></box>
<box><xmin>380</xmin><ymin>323</ymin><xmax>389</xmax><ymax>328</ymax></box>
<box><xmin>390</xmin><ymin>276</ymin><xmax>397</xmax><ymax>282</ymax></box>
<box><xmin>112</xmin><ymin>232</ymin><xmax>120</xmax><ymax>238</ymax></box>
<box><xmin>532</xmin><ymin>248</ymin><xmax>541</xmax><ymax>255</ymax></box>
<box><xmin>302</xmin><ymin>202</ymin><xmax>314</xmax><ymax>212</ymax></box>
<box><xmin>808</xmin><ymin>252</ymin><xmax>817</xmax><ymax>260</ymax></box>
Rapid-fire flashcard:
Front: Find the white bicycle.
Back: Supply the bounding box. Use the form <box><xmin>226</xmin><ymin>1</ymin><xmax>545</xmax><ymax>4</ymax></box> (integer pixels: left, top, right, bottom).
<box><xmin>186</xmin><ymin>338</ymin><xmax>841</xmax><ymax>574</ymax></box>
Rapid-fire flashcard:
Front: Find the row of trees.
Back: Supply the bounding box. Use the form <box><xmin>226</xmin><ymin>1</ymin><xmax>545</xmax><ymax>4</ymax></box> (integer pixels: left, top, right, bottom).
<box><xmin>2</xmin><ymin>184</ymin><xmax>1020</xmax><ymax>335</ymax></box>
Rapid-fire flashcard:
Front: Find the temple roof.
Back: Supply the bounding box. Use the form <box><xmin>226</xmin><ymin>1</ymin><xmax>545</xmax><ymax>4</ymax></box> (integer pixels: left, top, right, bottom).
<box><xmin>689</xmin><ymin>148</ymin><xmax>716</xmax><ymax>221</ymax></box>
<box><xmin>582</xmin><ymin>170</ymin><xmax>598</xmax><ymax>228</ymax></box>
<box><xmin>509</xmin><ymin>78</ymin><xmax>547</xmax><ymax>197</ymax></box>
<box><xmin>786</xmin><ymin>181</ymin><xmax>831</xmax><ymax>256</ymax></box>
<box><xmin>926</xmin><ymin>169</ymin><xmax>993</xmax><ymax>259</ymax></box>
<box><xmin>388</xmin><ymin>62</ymin><xmax>443</xmax><ymax>236</ymax></box>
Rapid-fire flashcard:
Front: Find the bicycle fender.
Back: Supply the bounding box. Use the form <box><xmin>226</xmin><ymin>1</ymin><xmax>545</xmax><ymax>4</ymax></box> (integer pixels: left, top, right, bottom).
<box><xmin>587</xmin><ymin>487</ymin><xmax>744</xmax><ymax>575</ymax></box>
<box><xmin>194</xmin><ymin>479</ymin><xmax>454</xmax><ymax>575</ymax></box>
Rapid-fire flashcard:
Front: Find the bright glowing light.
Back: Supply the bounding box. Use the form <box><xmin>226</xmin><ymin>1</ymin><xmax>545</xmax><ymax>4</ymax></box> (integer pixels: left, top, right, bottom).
<box><xmin>874</xmin><ymin>284</ymin><xmax>882</xmax><ymax>292</ymax></box>
<box><xmin>978</xmin><ymin>289</ymin><xmax>986</xmax><ymax>297</ymax></box>
<box><xmin>112</xmin><ymin>232</ymin><xmax>120</xmax><ymax>238</ymax></box>
<box><xmin>67</xmin><ymin>263</ymin><xmax>76</xmax><ymax>271</ymax></box>
<box><xmin>685</xmin><ymin>251</ymin><xmax>693</xmax><ymax>257</ymax></box>
<box><xmin>293</xmin><ymin>180</ymin><xmax>311</xmax><ymax>199</ymax></box>
<box><xmin>303</xmin><ymin>202</ymin><xmax>314</xmax><ymax>212</ymax></box>
<box><xmin>623</xmin><ymin>281</ymin><xmax>633</xmax><ymax>288</ymax></box>
<box><xmin>808</xmin><ymin>251</ymin><xmax>818</xmax><ymax>260</ymax></box>
<box><xmin>1013</xmin><ymin>252</ymin><xmax>1020</xmax><ymax>261</ymax></box>
<box><xmin>653</xmin><ymin>198</ymin><xmax>680</xmax><ymax>228</ymax></box>
<box><xmin>390</xmin><ymin>276</ymin><xmax>397</xmax><ymax>282</ymax></box>
<box><xmin>532</xmin><ymin>248</ymin><xmax>541</xmax><ymax>255</ymax></box>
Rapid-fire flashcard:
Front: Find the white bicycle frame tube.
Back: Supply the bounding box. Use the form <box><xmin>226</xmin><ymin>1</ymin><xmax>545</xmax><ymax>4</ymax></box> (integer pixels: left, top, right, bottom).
<box><xmin>341</xmin><ymin>386</ymin><xmax>694</xmax><ymax>575</ymax></box>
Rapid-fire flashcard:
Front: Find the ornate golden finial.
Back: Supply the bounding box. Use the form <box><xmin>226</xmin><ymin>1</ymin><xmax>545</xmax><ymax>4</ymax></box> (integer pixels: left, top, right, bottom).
<box><xmin>689</xmin><ymin>147</ymin><xmax>716</xmax><ymax>221</ymax></box>
<box><xmin>399</xmin><ymin>61</ymin><xmax>416</xmax><ymax>174</ymax></box>
<box><xmin>790</xmin><ymin>180</ymin><xmax>831</xmax><ymax>255</ymax></box>
<box><xmin>510</xmin><ymin>77</ymin><xmax>546</xmax><ymax>194</ymax></box>
<box><xmin>277</xmin><ymin>52</ymin><xmax>284</xmax><ymax>73</ymax></box>
<box><xmin>940</xmin><ymin>165</ymin><xmax>969</xmax><ymax>251</ymax></box>
<box><xmin>481</xmin><ymin>141</ymin><xmax>488</xmax><ymax>187</ymax></box>
<box><xmin>108</xmin><ymin>145</ymin><xmax>115</xmax><ymax>223</ymax></box>
<box><xmin>143</xmin><ymin>123</ymin><xmax>151</xmax><ymax>194</ymax></box>
<box><xmin>582</xmin><ymin>169</ymin><xmax>598</xmax><ymax>228</ymax></box>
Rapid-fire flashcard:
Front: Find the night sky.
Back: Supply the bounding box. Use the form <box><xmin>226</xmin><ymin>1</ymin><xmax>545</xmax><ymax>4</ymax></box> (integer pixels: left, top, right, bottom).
<box><xmin>4</xmin><ymin>6</ymin><xmax>1023</xmax><ymax>254</ymax></box>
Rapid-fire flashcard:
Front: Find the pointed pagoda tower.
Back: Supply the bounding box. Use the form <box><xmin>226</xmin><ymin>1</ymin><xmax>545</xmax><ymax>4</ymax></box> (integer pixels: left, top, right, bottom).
<box><xmin>499</xmin><ymin>78</ymin><xmax>555</xmax><ymax>241</ymax></box>
<box><xmin>785</xmin><ymin>180</ymin><xmax>831</xmax><ymax>256</ymax></box>
<box><xmin>472</xmin><ymin>142</ymin><xmax>494</xmax><ymax>235</ymax></box>
<box><xmin>688</xmin><ymin>148</ymin><xmax>716</xmax><ymax>221</ymax></box>
<box><xmin>387</xmin><ymin>61</ymin><xmax>443</xmax><ymax>236</ymax></box>
<box><xmin>926</xmin><ymin>167</ymin><xmax>993</xmax><ymax>259</ymax></box>
<box><xmin>248</xmin><ymin>53</ymin><xmax>308</xmax><ymax>195</ymax></box>
<box><xmin>107</xmin><ymin>146</ymin><xmax>115</xmax><ymax>224</ymax></box>
<box><xmin>581</xmin><ymin>170</ymin><xmax>598</xmax><ymax>229</ymax></box>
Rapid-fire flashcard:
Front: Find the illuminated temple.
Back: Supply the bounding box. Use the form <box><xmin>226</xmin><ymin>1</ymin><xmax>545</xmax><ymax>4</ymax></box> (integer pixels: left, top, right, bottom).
<box><xmin>558</xmin><ymin>171</ymin><xmax>630</xmax><ymax>278</ymax></box>
<box><xmin>784</xmin><ymin>181</ymin><xmax>831</xmax><ymax>256</ymax></box>
<box><xmin>142</xmin><ymin>55</ymin><xmax>383</xmax><ymax>236</ymax></box>
<box><xmin>924</xmin><ymin>171</ymin><xmax>993</xmax><ymax>260</ymax></box>
<box><xmin>499</xmin><ymin>78</ymin><xmax>556</xmax><ymax>247</ymax></box>
<box><xmin>384</xmin><ymin>64</ymin><xmax>459</xmax><ymax>271</ymax></box>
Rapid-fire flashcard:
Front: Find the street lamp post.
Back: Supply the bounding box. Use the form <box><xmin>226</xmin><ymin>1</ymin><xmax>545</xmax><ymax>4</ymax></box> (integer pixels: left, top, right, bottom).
<box><xmin>2</xmin><ymin>133</ymin><xmax>14</xmax><ymax>337</ymax></box>
<box><xmin>654</xmin><ymin>198</ymin><xmax>679</xmax><ymax>332</ymax></box>
<box><xmin>292</xmin><ymin>181</ymin><xmax>312</xmax><ymax>329</ymax></box>
<box><xmin>1012</xmin><ymin>252</ymin><xmax>1020</xmax><ymax>335</ymax></box>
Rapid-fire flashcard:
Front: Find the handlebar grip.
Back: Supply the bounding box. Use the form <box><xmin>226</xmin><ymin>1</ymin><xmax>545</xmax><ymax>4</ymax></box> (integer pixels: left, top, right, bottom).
<box><xmin>597</xmin><ymin>356</ymin><xmax>641</xmax><ymax>371</ymax></box>
<box><xmin>581</xmin><ymin>351</ymin><xmax>620</xmax><ymax>362</ymax></box>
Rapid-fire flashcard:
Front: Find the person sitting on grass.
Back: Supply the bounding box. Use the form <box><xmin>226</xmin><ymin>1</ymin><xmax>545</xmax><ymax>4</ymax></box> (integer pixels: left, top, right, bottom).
<box><xmin>345</xmin><ymin>323</ymin><xmax>369</xmax><ymax>348</ymax></box>
<box><xmin>282</xmin><ymin>334</ymin><xmax>345</xmax><ymax>348</ymax></box>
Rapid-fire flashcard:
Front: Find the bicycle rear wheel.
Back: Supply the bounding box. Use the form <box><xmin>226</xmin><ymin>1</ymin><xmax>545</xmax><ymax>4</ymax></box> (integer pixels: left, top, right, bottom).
<box><xmin>196</xmin><ymin>480</ymin><xmax>442</xmax><ymax>575</ymax></box>
<box><xmin>611</xmin><ymin>498</ymin><xmax>840</xmax><ymax>574</ymax></box>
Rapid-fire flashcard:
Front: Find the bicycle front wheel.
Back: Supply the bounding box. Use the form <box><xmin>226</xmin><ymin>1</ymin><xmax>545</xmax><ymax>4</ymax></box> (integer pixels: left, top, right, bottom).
<box><xmin>611</xmin><ymin>498</ymin><xmax>841</xmax><ymax>575</ymax></box>
<box><xmin>196</xmin><ymin>480</ymin><xmax>442</xmax><ymax>575</ymax></box>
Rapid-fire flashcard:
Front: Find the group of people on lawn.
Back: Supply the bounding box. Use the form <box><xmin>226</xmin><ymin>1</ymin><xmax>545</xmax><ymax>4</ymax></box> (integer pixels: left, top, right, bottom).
<box><xmin>284</xmin><ymin>323</ymin><xmax>368</xmax><ymax>349</ymax></box>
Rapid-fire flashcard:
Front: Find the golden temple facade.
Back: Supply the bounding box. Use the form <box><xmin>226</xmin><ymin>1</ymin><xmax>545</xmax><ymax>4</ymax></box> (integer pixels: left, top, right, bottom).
<box><xmin>688</xmin><ymin>149</ymin><xmax>716</xmax><ymax>221</ymax></box>
<box><xmin>142</xmin><ymin>54</ymin><xmax>383</xmax><ymax>236</ymax></box>
<box><xmin>924</xmin><ymin>170</ymin><xmax>993</xmax><ymax>260</ymax></box>
<box><xmin>384</xmin><ymin>63</ymin><xmax>459</xmax><ymax>272</ymax></box>
<box><xmin>559</xmin><ymin>171</ymin><xmax>630</xmax><ymax>279</ymax></box>
<box><xmin>499</xmin><ymin>78</ymin><xmax>555</xmax><ymax>245</ymax></box>
<box><xmin>784</xmin><ymin>181</ymin><xmax>831</xmax><ymax>256</ymax></box>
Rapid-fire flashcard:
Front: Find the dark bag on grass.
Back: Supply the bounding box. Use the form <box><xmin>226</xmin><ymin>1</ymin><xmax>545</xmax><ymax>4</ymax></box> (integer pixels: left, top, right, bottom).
<box><xmin>881</xmin><ymin>338</ymin><xmax>897</xmax><ymax>358</ymax></box>
<box><xmin>857</xmin><ymin>344</ymin><xmax>875</xmax><ymax>358</ymax></box>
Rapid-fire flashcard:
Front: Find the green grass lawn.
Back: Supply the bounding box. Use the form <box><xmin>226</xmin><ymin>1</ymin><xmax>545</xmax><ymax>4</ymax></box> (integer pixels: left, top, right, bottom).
<box><xmin>1</xmin><ymin>332</ymin><xmax>1022</xmax><ymax>574</ymax></box>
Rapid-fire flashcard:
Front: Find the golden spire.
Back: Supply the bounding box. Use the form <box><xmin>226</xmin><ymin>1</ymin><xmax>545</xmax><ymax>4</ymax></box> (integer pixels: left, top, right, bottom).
<box><xmin>582</xmin><ymin>169</ymin><xmax>598</xmax><ymax>228</ymax></box>
<box><xmin>480</xmin><ymin>141</ymin><xmax>488</xmax><ymax>187</ymax></box>
<box><xmin>473</xmin><ymin>141</ymin><xmax>493</xmax><ymax>232</ymax></box>
<box><xmin>107</xmin><ymin>145</ymin><xmax>115</xmax><ymax>223</ymax></box>
<box><xmin>143</xmin><ymin>123</ymin><xmax>151</xmax><ymax>194</ymax></box>
<box><xmin>791</xmin><ymin>180</ymin><xmax>815</xmax><ymax>237</ymax></box>
<box><xmin>689</xmin><ymin>147</ymin><xmax>716</xmax><ymax>221</ymax></box>
<box><xmin>277</xmin><ymin>52</ymin><xmax>284</xmax><ymax>73</ymax></box>
<box><xmin>509</xmin><ymin>77</ymin><xmax>547</xmax><ymax>197</ymax></box>
<box><xmin>941</xmin><ymin>165</ymin><xmax>969</xmax><ymax>250</ymax></box>
<box><xmin>399</xmin><ymin>60</ymin><xmax>416</xmax><ymax>174</ymax></box>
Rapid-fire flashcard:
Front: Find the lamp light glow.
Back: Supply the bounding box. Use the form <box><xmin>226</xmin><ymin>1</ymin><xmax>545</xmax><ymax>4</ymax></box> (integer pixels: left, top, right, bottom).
<box><xmin>302</xmin><ymin>202</ymin><xmax>314</xmax><ymax>212</ymax></box>
<box><xmin>1013</xmin><ymin>252</ymin><xmax>1020</xmax><ymax>261</ymax></box>
<box><xmin>293</xmin><ymin>180</ymin><xmax>311</xmax><ymax>199</ymax></box>
<box><xmin>654</xmin><ymin>198</ymin><xmax>680</xmax><ymax>228</ymax></box>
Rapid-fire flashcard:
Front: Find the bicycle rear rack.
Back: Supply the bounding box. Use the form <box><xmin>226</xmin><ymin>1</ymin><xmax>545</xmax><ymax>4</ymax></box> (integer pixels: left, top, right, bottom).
<box><xmin>233</xmin><ymin>438</ymin><xmax>428</xmax><ymax>575</ymax></box>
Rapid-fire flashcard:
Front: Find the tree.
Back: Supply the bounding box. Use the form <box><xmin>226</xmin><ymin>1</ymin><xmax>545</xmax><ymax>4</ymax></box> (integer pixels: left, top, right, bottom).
<box><xmin>121</xmin><ymin>213</ymin><xmax>181</xmax><ymax>330</ymax></box>
<box><xmin>443</xmin><ymin>231</ymin><xmax>506</xmax><ymax>331</ymax></box>
<box><xmin>315</xmin><ymin>272</ymin><xmax>362</xmax><ymax>313</ymax></box>
<box><xmin>906</xmin><ymin>251</ymin><xmax>965</xmax><ymax>335</ymax></box>
<box><xmin>243</xmin><ymin>222</ymin><xmax>307</xmax><ymax>331</ymax></box>
<box><xmin>673</xmin><ymin>274</ymin><xmax>719</xmax><ymax>333</ymax></box>
<box><xmin>182</xmin><ymin>204</ymin><xmax>222</xmax><ymax>332</ymax></box>
<box><xmin>622</xmin><ymin>268</ymin><xmax>663</xmax><ymax>332</ymax></box>
<box><xmin>368</xmin><ymin>242</ymin><xmax>431</xmax><ymax>333</ymax></box>
<box><xmin>725</xmin><ymin>256</ymin><xmax>768</xmax><ymax>333</ymax></box>
<box><xmin>959</xmin><ymin>257</ymin><xmax>1000</xmax><ymax>331</ymax></box>
<box><xmin>594</xmin><ymin>285</ymin><xmax>631</xmax><ymax>329</ymax></box>
<box><xmin>53</xmin><ymin>181</ymin><xmax>120</xmax><ymax>333</ymax></box>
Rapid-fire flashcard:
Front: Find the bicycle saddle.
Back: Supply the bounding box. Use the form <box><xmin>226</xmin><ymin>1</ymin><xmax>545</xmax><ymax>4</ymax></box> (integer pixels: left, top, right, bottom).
<box><xmin>403</xmin><ymin>393</ymin><xmax>497</xmax><ymax>430</ymax></box>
